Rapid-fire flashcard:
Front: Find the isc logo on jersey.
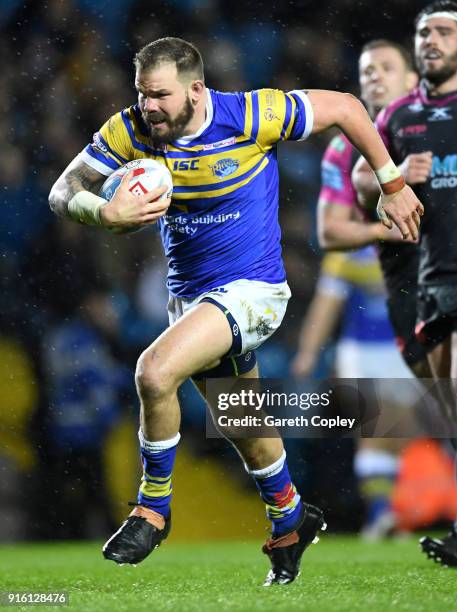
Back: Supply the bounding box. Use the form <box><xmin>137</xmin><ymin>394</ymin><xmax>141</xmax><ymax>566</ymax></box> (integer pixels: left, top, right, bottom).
<box><xmin>430</xmin><ymin>154</ymin><xmax>457</xmax><ymax>189</ymax></box>
<box><xmin>173</xmin><ymin>160</ymin><xmax>199</xmax><ymax>171</ymax></box>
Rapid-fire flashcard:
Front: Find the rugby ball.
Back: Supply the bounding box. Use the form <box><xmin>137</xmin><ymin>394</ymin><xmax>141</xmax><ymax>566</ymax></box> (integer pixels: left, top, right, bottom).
<box><xmin>99</xmin><ymin>158</ymin><xmax>173</xmax><ymax>234</ymax></box>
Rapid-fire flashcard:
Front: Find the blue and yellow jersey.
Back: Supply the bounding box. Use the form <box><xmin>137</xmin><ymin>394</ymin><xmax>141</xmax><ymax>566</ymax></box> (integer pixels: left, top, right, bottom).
<box><xmin>80</xmin><ymin>88</ymin><xmax>313</xmax><ymax>297</ymax></box>
<box><xmin>318</xmin><ymin>247</ymin><xmax>395</xmax><ymax>343</ymax></box>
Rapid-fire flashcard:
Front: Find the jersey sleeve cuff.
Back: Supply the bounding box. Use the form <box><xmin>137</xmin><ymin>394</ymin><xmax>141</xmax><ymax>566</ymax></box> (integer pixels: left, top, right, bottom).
<box><xmin>77</xmin><ymin>149</ymin><xmax>116</xmax><ymax>176</ymax></box>
<box><xmin>289</xmin><ymin>90</ymin><xmax>314</xmax><ymax>141</ymax></box>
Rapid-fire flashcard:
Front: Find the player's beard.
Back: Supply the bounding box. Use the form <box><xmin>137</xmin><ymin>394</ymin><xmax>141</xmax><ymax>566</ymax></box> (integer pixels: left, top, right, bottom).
<box><xmin>146</xmin><ymin>95</ymin><xmax>195</xmax><ymax>147</ymax></box>
<box><xmin>418</xmin><ymin>50</ymin><xmax>457</xmax><ymax>88</ymax></box>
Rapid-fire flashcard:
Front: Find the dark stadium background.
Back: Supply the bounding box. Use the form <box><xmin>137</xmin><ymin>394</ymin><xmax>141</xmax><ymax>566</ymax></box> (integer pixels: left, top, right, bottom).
<box><xmin>0</xmin><ymin>0</ymin><xmax>430</xmax><ymax>543</ymax></box>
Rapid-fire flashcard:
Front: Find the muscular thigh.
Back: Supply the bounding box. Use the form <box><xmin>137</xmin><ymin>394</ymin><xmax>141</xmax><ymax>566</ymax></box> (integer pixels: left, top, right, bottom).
<box><xmin>143</xmin><ymin>301</ymin><xmax>233</xmax><ymax>385</ymax></box>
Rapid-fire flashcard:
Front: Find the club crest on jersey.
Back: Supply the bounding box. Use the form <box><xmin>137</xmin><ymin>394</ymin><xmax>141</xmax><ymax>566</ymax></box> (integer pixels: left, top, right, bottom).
<box><xmin>209</xmin><ymin>158</ymin><xmax>239</xmax><ymax>177</ymax></box>
<box><xmin>428</xmin><ymin>107</ymin><xmax>453</xmax><ymax>122</ymax></box>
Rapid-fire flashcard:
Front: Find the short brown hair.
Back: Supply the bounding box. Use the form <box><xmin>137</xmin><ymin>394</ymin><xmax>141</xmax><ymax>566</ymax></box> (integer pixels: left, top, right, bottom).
<box><xmin>416</xmin><ymin>1</ymin><xmax>457</xmax><ymax>28</ymax></box>
<box><xmin>361</xmin><ymin>39</ymin><xmax>414</xmax><ymax>71</ymax></box>
<box><xmin>134</xmin><ymin>37</ymin><xmax>204</xmax><ymax>82</ymax></box>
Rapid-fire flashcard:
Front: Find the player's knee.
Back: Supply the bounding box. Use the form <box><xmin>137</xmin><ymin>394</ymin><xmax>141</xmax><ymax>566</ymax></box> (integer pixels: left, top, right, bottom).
<box><xmin>135</xmin><ymin>350</ymin><xmax>176</xmax><ymax>401</ymax></box>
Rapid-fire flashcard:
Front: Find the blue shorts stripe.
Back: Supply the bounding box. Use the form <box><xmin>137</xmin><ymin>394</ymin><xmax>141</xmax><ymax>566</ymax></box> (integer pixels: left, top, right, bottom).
<box><xmin>192</xmin><ymin>351</ymin><xmax>257</xmax><ymax>380</ymax></box>
<box><xmin>199</xmin><ymin>297</ymin><xmax>242</xmax><ymax>356</ymax></box>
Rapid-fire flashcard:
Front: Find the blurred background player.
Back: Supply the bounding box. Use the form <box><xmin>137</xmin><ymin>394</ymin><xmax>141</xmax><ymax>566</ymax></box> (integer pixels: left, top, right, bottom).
<box><xmin>41</xmin><ymin>282</ymin><xmax>129</xmax><ymax>539</ymax></box>
<box><xmin>292</xmin><ymin>246</ymin><xmax>417</xmax><ymax>539</ymax></box>
<box><xmin>354</xmin><ymin>0</ymin><xmax>457</xmax><ymax>564</ymax></box>
<box><xmin>293</xmin><ymin>40</ymin><xmax>424</xmax><ymax>539</ymax></box>
<box><xmin>48</xmin><ymin>36</ymin><xmax>422</xmax><ymax>585</ymax></box>
<box><xmin>317</xmin><ymin>40</ymin><xmax>426</xmax><ymax>373</ymax></box>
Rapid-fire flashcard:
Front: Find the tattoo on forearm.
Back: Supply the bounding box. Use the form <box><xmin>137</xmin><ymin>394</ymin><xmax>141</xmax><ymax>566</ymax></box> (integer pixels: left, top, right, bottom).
<box><xmin>49</xmin><ymin>162</ymin><xmax>105</xmax><ymax>217</ymax></box>
<box><xmin>66</xmin><ymin>164</ymin><xmax>105</xmax><ymax>198</ymax></box>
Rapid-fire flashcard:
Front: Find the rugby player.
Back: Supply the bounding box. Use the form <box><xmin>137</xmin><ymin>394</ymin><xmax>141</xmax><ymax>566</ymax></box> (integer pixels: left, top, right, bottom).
<box><xmin>293</xmin><ymin>40</ymin><xmax>426</xmax><ymax>539</ymax></box>
<box><xmin>353</xmin><ymin>1</ymin><xmax>457</xmax><ymax>566</ymax></box>
<box><xmin>48</xmin><ymin>37</ymin><xmax>422</xmax><ymax>585</ymax></box>
<box><xmin>317</xmin><ymin>40</ymin><xmax>427</xmax><ymax>374</ymax></box>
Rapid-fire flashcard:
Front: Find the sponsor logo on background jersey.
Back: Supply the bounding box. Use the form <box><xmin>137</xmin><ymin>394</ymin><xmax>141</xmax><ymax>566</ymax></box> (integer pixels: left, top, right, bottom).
<box><xmin>397</xmin><ymin>124</ymin><xmax>427</xmax><ymax>138</ymax></box>
<box><xmin>209</xmin><ymin>158</ymin><xmax>239</xmax><ymax>177</ymax></box>
<box><xmin>408</xmin><ymin>102</ymin><xmax>424</xmax><ymax>112</ymax></box>
<box><xmin>428</xmin><ymin>107</ymin><xmax>453</xmax><ymax>121</ymax></box>
<box><xmin>321</xmin><ymin>160</ymin><xmax>343</xmax><ymax>191</ymax></box>
<box><xmin>430</xmin><ymin>154</ymin><xmax>457</xmax><ymax>188</ymax></box>
<box><xmin>330</xmin><ymin>136</ymin><xmax>346</xmax><ymax>153</ymax></box>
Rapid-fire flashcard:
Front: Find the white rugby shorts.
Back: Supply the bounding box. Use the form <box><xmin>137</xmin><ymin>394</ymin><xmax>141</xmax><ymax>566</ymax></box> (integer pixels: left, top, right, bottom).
<box><xmin>167</xmin><ymin>279</ymin><xmax>291</xmax><ymax>355</ymax></box>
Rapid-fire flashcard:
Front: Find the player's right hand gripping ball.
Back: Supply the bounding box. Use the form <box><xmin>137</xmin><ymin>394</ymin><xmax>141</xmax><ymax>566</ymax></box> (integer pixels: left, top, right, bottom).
<box><xmin>99</xmin><ymin>158</ymin><xmax>173</xmax><ymax>234</ymax></box>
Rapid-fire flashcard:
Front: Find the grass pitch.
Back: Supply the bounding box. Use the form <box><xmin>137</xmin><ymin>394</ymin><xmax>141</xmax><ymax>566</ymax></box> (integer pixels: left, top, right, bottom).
<box><xmin>0</xmin><ymin>536</ymin><xmax>454</xmax><ymax>611</ymax></box>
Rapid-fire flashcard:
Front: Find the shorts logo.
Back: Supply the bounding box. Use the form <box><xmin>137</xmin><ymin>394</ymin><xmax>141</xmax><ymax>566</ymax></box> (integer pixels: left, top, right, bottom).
<box><xmin>244</xmin><ymin>352</ymin><xmax>252</xmax><ymax>362</ymax></box>
<box><xmin>232</xmin><ymin>323</ymin><xmax>239</xmax><ymax>336</ymax></box>
<box><xmin>209</xmin><ymin>158</ymin><xmax>239</xmax><ymax>177</ymax></box>
<box><xmin>428</xmin><ymin>107</ymin><xmax>452</xmax><ymax>121</ymax></box>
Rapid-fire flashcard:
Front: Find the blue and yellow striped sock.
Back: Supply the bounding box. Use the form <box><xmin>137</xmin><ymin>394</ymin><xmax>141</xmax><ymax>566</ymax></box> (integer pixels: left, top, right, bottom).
<box><xmin>137</xmin><ymin>430</ymin><xmax>180</xmax><ymax>519</ymax></box>
<box><xmin>249</xmin><ymin>451</ymin><xmax>302</xmax><ymax>537</ymax></box>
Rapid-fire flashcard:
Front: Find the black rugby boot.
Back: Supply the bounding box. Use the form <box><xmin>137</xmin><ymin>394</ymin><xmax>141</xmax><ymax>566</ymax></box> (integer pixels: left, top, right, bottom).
<box><xmin>420</xmin><ymin>528</ymin><xmax>457</xmax><ymax>567</ymax></box>
<box><xmin>103</xmin><ymin>505</ymin><xmax>171</xmax><ymax>565</ymax></box>
<box><xmin>262</xmin><ymin>503</ymin><xmax>326</xmax><ymax>586</ymax></box>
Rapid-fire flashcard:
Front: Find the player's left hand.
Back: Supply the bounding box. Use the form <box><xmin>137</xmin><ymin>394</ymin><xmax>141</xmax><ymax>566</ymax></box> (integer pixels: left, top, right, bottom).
<box><xmin>376</xmin><ymin>184</ymin><xmax>424</xmax><ymax>241</ymax></box>
<box><xmin>375</xmin><ymin>223</ymin><xmax>418</xmax><ymax>244</ymax></box>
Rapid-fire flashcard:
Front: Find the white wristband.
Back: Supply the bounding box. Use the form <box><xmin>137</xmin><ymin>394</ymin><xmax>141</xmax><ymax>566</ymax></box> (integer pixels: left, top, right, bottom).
<box><xmin>374</xmin><ymin>160</ymin><xmax>401</xmax><ymax>185</ymax></box>
<box><xmin>374</xmin><ymin>160</ymin><xmax>405</xmax><ymax>195</ymax></box>
<box><xmin>68</xmin><ymin>191</ymin><xmax>108</xmax><ymax>226</ymax></box>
